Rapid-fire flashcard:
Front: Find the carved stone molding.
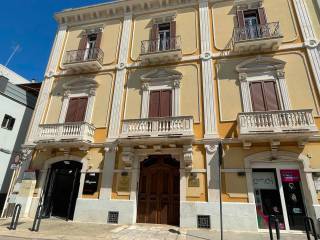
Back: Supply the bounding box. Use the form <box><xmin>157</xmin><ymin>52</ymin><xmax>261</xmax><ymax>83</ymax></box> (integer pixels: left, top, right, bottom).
<box><xmin>141</xmin><ymin>82</ymin><xmax>149</xmax><ymax>91</ymax></box>
<box><xmin>104</xmin><ymin>143</ymin><xmax>118</xmax><ymax>153</ymax></box>
<box><xmin>122</xmin><ymin>147</ymin><xmax>134</xmax><ymax>169</ymax></box>
<box><xmin>239</xmin><ymin>73</ymin><xmax>247</xmax><ymax>82</ymax></box>
<box><xmin>205</xmin><ymin>144</ymin><xmax>218</xmax><ymax>155</ymax></box>
<box><xmin>183</xmin><ymin>145</ymin><xmax>193</xmax><ymax>170</ymax></box>
<box><xmin>173</xmin><ymin>79</ymin><xmax>181</xmax><ymax>88</ymax></box>
<box><xmin>276</xmin><ymin>70</ymin><xmax>285</xmax><ymax>78</ymax></box>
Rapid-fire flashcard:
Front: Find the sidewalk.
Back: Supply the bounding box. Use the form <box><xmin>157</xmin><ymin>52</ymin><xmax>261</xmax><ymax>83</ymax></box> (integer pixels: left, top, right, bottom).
<box><xmin>0</xmin><ymin>218</ymin><xmax>308</xmax><ymax>240</ymax></box>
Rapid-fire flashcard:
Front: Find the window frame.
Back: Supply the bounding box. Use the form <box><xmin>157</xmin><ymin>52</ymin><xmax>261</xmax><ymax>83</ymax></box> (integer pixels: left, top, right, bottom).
<box><xmin>1</xmin><ymin>114</ymin><xmax>15</xmax><ymax>130</ymax></box>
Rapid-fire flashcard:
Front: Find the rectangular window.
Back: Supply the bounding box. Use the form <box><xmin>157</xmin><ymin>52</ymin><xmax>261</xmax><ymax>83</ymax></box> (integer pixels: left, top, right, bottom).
<box><xmin>250</xmin><ymin>81</ymin><xmax>280</xmax><ymax>112</ymax></box>
<box><xmin>151</xmin><ymin>21</ymin><xmax>176</xmax><ymax>51</ymax></box>
<box><xmin>1</xmin><ymin>114</ymin><xmax>15</xmax><ymax>130</ymax></box>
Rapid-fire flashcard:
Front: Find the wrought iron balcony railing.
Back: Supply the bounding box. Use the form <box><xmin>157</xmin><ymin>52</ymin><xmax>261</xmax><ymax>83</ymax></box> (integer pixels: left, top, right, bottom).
<box><xmin>63</xmin><ymin>48</ymin><xmax>104</xmax><ymax>65</ymax></box>
<box><xmin>141</xmin><ymin>36</ymin><xmax>181</xmax><ymax>55</ymax></box>
<box><xmin>233</xmin><ymin>22</ymin><xmax>282</xmax><ymax>43</ymax></box>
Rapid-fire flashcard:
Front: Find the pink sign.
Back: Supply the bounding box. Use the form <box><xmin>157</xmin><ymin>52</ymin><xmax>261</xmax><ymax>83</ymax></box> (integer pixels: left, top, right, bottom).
<box><xmin>280</xmin><ymin>169</ymin><xmax>300</xmax><ymax>183</ymax></box>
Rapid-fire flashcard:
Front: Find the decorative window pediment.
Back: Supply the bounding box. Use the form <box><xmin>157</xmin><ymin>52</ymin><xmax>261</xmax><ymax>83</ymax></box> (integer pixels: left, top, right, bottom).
<box><xmin>236</xmin><ymin>56</ymin><xmax>286</xmax><ymax>73</ymax></box>
<box><xmin>234</xmin><ymin>0</ymin><xmax>263</xmax><ymax>9</ymax></box>
<box><xmin>152</xmin><ymin>12</ymin><xmax>177</xmax><ymax>24</ymax></box>
<box><xmin>63</xmin><ymin>78</ymin><xmax>98</xmax><ymax>91</ymax></box>
<box><xmin>141</xmin><ymin>69</ymin><xmax>182</xmax><ymax>83</ymax></box>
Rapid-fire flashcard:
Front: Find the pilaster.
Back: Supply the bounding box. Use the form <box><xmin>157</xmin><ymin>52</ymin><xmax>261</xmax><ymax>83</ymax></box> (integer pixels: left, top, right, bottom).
<box><xmin>99</xmin><ymin>145</ymin><xmax>117</xmax><ymax>200</ymax></box>
<box><xmin>107</xmin><ymin>13</ymin><xmax>133</xmax><ymax>140</ymax></box>
<box><xmin>293</xmin><ymin>0</ymin><xmax>320</xmax><ymax>98</ymax></box>
<box><xmin>199</xmin><ymin>0</ymin><xmax>218</xmax><ymax>139</ymax></box>
<box><xmin>205</xmin><ymin>144</ymin><xmax>219</xmax><ymax>202</ymax></box>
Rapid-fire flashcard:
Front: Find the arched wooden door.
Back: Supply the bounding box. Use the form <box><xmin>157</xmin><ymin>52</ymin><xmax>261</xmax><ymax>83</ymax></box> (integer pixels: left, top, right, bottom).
<box><xmin>137</xmin><ymin>155</ymin><xmax>180</xmax><ymax>226</ymax></box>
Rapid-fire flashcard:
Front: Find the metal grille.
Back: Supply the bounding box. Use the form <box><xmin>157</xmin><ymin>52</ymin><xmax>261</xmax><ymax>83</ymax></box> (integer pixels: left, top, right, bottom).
<box><xmin>197</xmin><ymin>215</ymin><xmax>211</xmax><ymax>229</ymax></box>
<box><xmin>107</xmin><ymin>211</ymin><xmax>119</xmax><ymax>224</ymax></box>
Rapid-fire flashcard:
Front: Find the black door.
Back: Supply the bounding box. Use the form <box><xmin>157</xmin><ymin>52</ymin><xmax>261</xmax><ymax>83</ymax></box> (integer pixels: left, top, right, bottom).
<box><xmin>43</xmin><ymin>161</ymin><xmax>82</xmax><ymax>220</ymax></box>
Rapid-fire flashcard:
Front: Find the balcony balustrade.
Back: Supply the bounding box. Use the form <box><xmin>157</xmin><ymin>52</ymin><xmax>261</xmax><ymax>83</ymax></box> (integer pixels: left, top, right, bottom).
<box><xmin>62</xmin><ymin>48</ymin><xmax>104</xmax><ymax>72</ymax></box>
<box><xmin>233</xmin><ymin>22</ymin><xmax>283</xmax><ymax>52</ymax></box>
<box><xmin>140</xmin><ymin>36</ymin><xmax>182</xmax><ymax>64</ymax></box>
<box><xmin>121</xmin><ymin>116</ymin><xmax>193</xmax><ymax>138</ymax></box>
<box><xmin>238</xmin><ymin>109</ymin><xmax>318</xmax><ymax>142</ymax></box>
<box><xmin>36</xmin><ymin>122</ymin><xmax>95</xmax><ymax>143</ymax></box>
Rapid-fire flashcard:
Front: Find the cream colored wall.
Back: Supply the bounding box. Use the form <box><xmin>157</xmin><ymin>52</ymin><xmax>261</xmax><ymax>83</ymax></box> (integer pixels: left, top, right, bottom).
<box><xmin>217</xmin><ymin>52</ymin><xmax>319</xmax><ymax>121</ymax></box>
<box><xmin>44</xmin><ymin>73</ymin><xmax>114</xmax><ymax>128</ymax></box>
<box><xmin>305</xmin><ymin>0</ymin><xmax>320</xmax><ymax>40</ymax></box>
<box><xmin>63</xmin><ymin>20</ymin><xmax>122</xmax><ymax>65</ymax></box>
<box><xmin>45</xmin><ymin>80</ymin><xmax>63</xmax><ymax>124</ymax></box>
<box><xmin>124</xmin><ymin>64</ymin><xmax>201</xmax><ymax>122</ymax></box>
<box><xmin>91</xmin><ymin>73</ymin><xmax>114</xmax><ymax>128</ymax></box>
<box><xmin>130</xmin><ymin>8</ymin><xmax>199</xmax><ymax>61</ymax></box>
<box><xmin>211</xmin><ymin>0</ymin><xmax>299</xmax><ymax>51</ymax></box>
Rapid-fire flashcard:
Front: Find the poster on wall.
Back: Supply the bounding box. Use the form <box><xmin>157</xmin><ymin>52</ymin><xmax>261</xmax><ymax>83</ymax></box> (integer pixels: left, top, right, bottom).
<box><xmin>280</xmin><ymin>169</ymin><xmax>300</xmax><ymax>183</ymax></box>
<box><xmin>252</xmin><ymin>172</ymin><xmax>277</xmax><ymax>190</ymax></box>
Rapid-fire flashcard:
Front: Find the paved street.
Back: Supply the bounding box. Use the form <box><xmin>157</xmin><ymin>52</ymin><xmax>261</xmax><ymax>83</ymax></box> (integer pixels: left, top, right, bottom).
<box><xmin>0</xmin><ymin>218</ymin><xmax>311</xmax><ymax>240</ymax></box>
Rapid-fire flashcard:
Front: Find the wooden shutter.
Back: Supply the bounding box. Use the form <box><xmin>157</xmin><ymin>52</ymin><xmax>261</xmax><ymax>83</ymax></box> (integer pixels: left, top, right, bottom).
<box><xmin>76</xmin><ymin>97</ymin><xmax>88</xmax><ymax>122</ymax></box>
<box><xmin>95</xmin><ymin>32</ymin><xmax>102</xmax><ymax>49</ymax></box>
<box><xmin>149</xmin><ymin>91</ymin><xmax>160</xmax><ymax>118</ymax></box>
<box><xmin>263</xmin><ymin>81</ymin><xmax>280</xmax><ymax>111</ymax></box>
<box><xmin>258</xmin><ymin>7</ymin><xmax>267</xmax><ymax>25</ymax></box>
<box><xmin>160</xmin><ymin>90</ymin><xmax>172</xmax><ymax>117</ymax></box>
<box><xmin>65</xmin><ymin>97</ymin><xmax>88</xmax><ymax>123</ymax></box>
<box><xmin>237</xmin><ymin>10</ymin><xmax>245</xmax><ymax>28</ymax></box>
<box><xmin>250</xmin><ymin>82</ymin><xmax>266</xmax><ymax>111</ymax></box>
<box><xmin>65</xmin><ymin>98</ymin><xmax>79</xmax><ymax>122</ymax></box>
<box><xmin>78</xmin><ymin>34</ymin><xmax>88</xmax><ymax>50</ymax></box>
<box><xmin>170</xmin><ymin>21</ymin><xmax>176</xmax><ymax>49</ymax></box>
<box><xmin>150</xmin><ymin>24</ymin><xmax>159</xmax><ymax>52</ymax></box>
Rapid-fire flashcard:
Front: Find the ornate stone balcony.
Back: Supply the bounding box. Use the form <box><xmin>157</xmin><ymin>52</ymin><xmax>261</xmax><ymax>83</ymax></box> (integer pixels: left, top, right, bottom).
<box><xmin>140</xmin><ymin>36</ymin><xmax>182</xmax><ymax>64</ymax></box>
<box><xmin>233</xmin><ymin>22</ymin><xmax>283</xmax><ymax>53</ymax></box>
<box><xmin>120</xmin><ymin>116</ymin><xmax>193</xmax><ymax>138</ymax></box>
<box><xmin>35</xmin><ymin>122</ymin><xmax>95</xmax><ymax>145</ymax></box>
<box><xmin>62</xmin><ymin>48</ymin><xmax>104</xmax><ymax>72</ymax></box>
<box><xmin>238</xmin><ymin>109</ymin><xmax>318</xmax><ymax>143</ymax></box>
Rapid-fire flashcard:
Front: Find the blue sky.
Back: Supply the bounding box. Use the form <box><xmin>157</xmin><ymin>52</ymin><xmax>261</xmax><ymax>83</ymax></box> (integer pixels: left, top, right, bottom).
<box><xmin>0</xmin><ymin>0</ymin><xmax>110</xmax><ymax>82</ymax></box>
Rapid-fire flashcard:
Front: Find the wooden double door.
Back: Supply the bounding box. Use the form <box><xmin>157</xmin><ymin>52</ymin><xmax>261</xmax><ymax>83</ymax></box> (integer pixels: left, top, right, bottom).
<box><xmin>137</xmin><ymin>155</ymin><xmax>180</xmax><ymax>226</ymax></box>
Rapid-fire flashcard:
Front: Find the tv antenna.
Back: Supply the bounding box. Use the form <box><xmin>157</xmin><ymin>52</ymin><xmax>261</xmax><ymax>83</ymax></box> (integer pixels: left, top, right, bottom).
<box><xmin>5</xmin><ymin>44</ymin><xmax>20</xmax><ymax>67</ymax></box>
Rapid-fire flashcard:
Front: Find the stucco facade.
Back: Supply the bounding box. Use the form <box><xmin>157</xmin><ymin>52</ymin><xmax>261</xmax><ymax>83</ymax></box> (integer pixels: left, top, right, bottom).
<box><xmin>9</xmin><ymin>0</ymin><xmax>320</xmax><ymax>232</ymax></box>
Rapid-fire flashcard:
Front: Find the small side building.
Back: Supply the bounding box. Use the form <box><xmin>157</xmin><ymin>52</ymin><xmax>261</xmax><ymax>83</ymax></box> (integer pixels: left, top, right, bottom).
<box><xmin>0</xmin><ymin>65</ymin><xmax>40</xmax><ymax>213</ymax></box>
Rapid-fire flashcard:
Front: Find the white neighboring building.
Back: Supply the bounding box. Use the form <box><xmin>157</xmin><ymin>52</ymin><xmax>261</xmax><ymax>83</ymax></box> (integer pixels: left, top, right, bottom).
<box><xmin>0</xmin><ymin>69</ymin><xmax>40</xmax><ymax>212</ymax></box>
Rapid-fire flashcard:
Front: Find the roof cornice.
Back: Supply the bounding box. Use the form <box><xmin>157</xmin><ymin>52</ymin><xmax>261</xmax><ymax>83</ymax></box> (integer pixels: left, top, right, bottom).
<box><xmin>55</xmin><ymin>0</ymin><xmax>198</xmax><ymax>26</ymax></box>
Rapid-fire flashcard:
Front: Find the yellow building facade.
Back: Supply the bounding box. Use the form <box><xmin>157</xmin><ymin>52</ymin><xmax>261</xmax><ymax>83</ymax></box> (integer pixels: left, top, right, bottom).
<box><xmin>8</xmin><ymin>0</ymin><xmax>320</xmax><ymax>232</ymax></box>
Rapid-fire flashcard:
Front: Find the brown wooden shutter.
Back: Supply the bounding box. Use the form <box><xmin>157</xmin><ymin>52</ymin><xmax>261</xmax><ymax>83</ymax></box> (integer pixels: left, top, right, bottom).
<box><xmin>150</xmin><ymin>24</ymin><xmax>159</xmax><ymax>52</ymax></box>
<box><xmin>65</xmin><ymin>98</ymin><xmax>79</xmax><ymax>122</ymax></box>
<box><xmin>78</xmin><ymin>34</ymin><xmax>88</xmax><ymax>50</ymax></box>
<box><xmin>160</xmin><ymin>90</ymin><xmax>172</xmax><ymax>117</ymax></box>
<box><xmin>237</xmin><ymin>10</ymin><xmax>245</xmax><ymax>28</ymax></box>
<box><xmin>95</xmin><ymin>32</ymin><xmax>102</xmax><ymax>49</ymax></box>
<box><xmin>170</xmin><ymin>21</ymin><xmax>176</xmax><ymax>49</ymax></box>
<box><xmin>65</xmin><ymin>97</ymin><xmax>88</xmax><ymax>123</ymax></box>
<box><xmin>250</xmin><ymin>82</ymin><xmax>266</xmax><ymax>111</ymax></box>
<box><xmin>258</xmin><ymin>7</ymin><xmax>267</xmax><ymax>25</ymax></box>
<box><xmin>263</xmin><ymin>81</ymin><xmax>280</xmax><ymax>111</ymax></box>
<box><xmin>76</xmin><ymin>97</ymin><xmax>88</xmax><ymax>122</ymax></box>
<box><xmin>149</xmin><ymin>91</ymin><xmax>160</xmax><ymax>118</ymax></box>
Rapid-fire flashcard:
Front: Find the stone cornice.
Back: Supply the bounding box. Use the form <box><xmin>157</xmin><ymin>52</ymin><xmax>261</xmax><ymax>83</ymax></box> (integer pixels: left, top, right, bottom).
<box><xmin>54</xmin><ymin>0</ymin><xmax>198</xmax><ymax>26</ymax></box>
